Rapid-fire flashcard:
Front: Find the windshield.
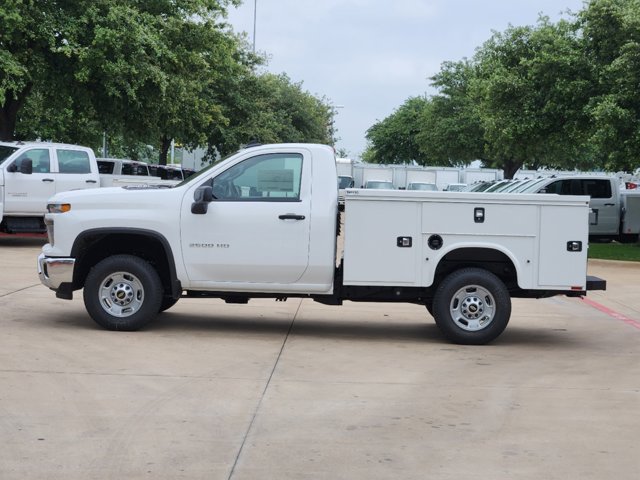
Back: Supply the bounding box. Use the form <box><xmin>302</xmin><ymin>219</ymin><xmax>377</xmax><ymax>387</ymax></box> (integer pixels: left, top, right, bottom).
<box><xmin>408</xmin><ymin>183</ymin><xmax>438</xmax><ymax>191</ymax></box>
<box><xmin>338</xmin><ymin>176</ymin><xmax>354</xmax><ymax>189</ymax></box>
<box><xmin>365</xmin><ymin>181</ymin><xmax>394</xmax><ymax>189</ymax></box>
<box><xmin>0</xmin><ymin>146</ymin><xmax>19</xmax><ymax>165</ymax></box>
<box><xmin>516</xmin><ymin>177</ymin><xmax>552</xmax><ymax>193</ymax></box>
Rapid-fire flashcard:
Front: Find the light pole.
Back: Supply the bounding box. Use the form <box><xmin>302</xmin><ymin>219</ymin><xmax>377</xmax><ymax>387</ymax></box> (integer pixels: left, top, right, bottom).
<box><xmin>252</xmin><ymin>0</ymin><xmax>257</xmax><ymax>53</ymax></box>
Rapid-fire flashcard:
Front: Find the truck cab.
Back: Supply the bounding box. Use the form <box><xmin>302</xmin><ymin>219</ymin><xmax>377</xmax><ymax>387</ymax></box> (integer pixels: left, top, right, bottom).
<box><xmin>0</xmin><ymin>142</ymin><xmax>99</xmax><ymax>233</ymax></box>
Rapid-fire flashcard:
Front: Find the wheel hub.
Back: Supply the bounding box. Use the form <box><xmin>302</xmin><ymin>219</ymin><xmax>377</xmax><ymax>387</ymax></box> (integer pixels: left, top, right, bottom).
<box><xmin>98</xmin><ymin>271</ymin><xmax>145</xmax><ymax>318</ymax></box>
<box><xmin>461</xmin><ymin>296</ymin><xmax>483</xmax><ymax>319</ymax></box>
<box><xmin>111</xmin><ymin>282</ymin><xmax>134</xmax><ymax>306</ymax></box>
<box><xmin>450</xmin><ymin>285</ymin><xmax>496</xmax><ymax>332</ymax></box>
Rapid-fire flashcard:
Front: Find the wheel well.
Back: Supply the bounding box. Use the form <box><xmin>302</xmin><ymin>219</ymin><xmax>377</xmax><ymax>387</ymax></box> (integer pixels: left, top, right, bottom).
<box><xmin>434</xmin><ymin>248</ymin><xmax>517</xmax><ymax>289</ymax></box>
<box><xmin>71</xmin><ymin>231</ymin><xmax>177</xmax><ymax>297</ymax></box>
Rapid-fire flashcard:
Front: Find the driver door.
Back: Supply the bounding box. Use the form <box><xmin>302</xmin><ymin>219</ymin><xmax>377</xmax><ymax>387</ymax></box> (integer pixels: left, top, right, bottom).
<box><xmin>4</xmin><ymin>148</ymin><xmax>55</xmax><ymax>215</ymax></box>
<box><xmin>180</xmin><ymin>151</ymin><xmax>311</xmax><ymax>287</ymax></box>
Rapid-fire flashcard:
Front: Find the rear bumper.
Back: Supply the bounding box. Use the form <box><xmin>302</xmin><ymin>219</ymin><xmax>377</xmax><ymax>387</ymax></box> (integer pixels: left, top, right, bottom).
<box><xmin>586</xmin><ymin>275</ymin><xmax>606</xmax><ymax>291</ymax></box>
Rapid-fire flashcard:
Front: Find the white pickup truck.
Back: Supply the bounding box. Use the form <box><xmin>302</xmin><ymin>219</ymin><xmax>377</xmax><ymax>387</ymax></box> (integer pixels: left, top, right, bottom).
<box><xmin>98</xmin><ymin>158</ymin><xmax>180</xmax><ymax>188</ymax></box>
<box><xmin>523</xmin><ymin>175</ymin><xmax>640</xmax><ymax>243</ymax></box>
<box><xmin>37</xmin><ymin>143</ymin><xmax>605</xmax><ymax>344</ymax></box>
<box><xmin>0</xmin><ymin>141</ymin><xmax>100</xmax><ymax>233</ymax></box>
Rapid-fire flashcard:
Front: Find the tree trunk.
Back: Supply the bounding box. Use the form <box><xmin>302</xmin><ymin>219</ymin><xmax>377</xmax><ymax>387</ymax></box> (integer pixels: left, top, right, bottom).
<box><xmin>159</xmin><ymin>134</ymin><xmax>171</xmax><ymax>165</ymax></box>
<box><xmin>0</xmin><ymin>85</ymin><xmax>32</xmax><ymax>141</ymax></box>
<box><xmin>502</xmin><ymin>158</ymin><xmax>523</xmax><ymax>179</ymax></box>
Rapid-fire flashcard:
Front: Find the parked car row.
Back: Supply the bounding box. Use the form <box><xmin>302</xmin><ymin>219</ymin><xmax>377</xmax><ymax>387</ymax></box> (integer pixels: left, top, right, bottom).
<box><xmin>463</xmin><ymin>175</ymin><xmax>640</xmax><ymax>243</ymax></box>
<box><xmin>360</xmin><ymin>180</ymin><xmax>467</xmax><ymax>191</ymax></box>
<box><xmin>98</xmin><ymin>158</ymin><xmax>196</xmax><ymax>182</ymax></box>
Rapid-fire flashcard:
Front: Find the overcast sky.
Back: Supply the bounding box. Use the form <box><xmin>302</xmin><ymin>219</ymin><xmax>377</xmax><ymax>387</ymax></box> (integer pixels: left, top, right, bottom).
<box><xmin>226</xmin><ymin>0</ymin><xmax>587</xmax><ymax>159</ymax></box>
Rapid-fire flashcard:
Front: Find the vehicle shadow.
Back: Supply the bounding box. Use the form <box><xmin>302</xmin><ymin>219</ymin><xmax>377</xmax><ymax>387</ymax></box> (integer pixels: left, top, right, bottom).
<box><xmin>53</xmin><ymin>310</ymin><xmax>580</xmax><ymax>347</ymax></box>
<box><xmin>152</xmin><ymin>313</ymin><xmax>443</xmax><ymax>344</ymax></box>
<box><xmin>0</xmin><ymin>235</ymin><xmax>47</xmax><ymax>248</ymax></box>
<box><xmin>148</xmin><ymin>312</ymin><xmax>575</xmax><ymax>347</ymax></box>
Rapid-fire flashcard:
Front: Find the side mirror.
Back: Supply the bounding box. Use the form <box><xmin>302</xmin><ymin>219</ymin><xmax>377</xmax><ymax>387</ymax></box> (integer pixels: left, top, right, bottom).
<box><xmin>20</xmin><ymin>159</ymin><xmax>33</xmax><ymax>174</ymax></box>
<box><xmin>191</xmin><ymin>185</ymin><xmax>214</xmax><ymax>214</ymax></box>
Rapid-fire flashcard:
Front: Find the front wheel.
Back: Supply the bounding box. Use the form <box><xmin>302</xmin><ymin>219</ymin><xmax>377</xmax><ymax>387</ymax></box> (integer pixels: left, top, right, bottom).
<box><xmin>83</xmin><ymin>255</ymin><xmax>163</xmax><ymax>331</ymax></box>
<box><xmin>432</xmin><ymin>268</ymin><xmax>511</xmax><ymax>345</ymax></box>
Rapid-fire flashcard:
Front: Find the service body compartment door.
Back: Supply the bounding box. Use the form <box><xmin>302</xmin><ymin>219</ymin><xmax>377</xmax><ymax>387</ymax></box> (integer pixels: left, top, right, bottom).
<box><xmin>538</xmin><ymin>205</ymin><xmax>588</xmax><ymax>287</ymax></box>
<box><xmin>344</xmin><ymin>200</ymin><xmax>421</xmax><ymax>285</ymax></box>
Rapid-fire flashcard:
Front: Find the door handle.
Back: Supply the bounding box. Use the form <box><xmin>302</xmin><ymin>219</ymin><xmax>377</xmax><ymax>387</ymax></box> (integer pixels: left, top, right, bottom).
<box><xmin>604</xmin><ymin>203</ymin><xmax>615</xmax><ymax>206</ymax></box>
<box><xmin>86</xmin><ymin>179</ymin><xmax>97</xmax><ymax>183</ymax></box>
<box><xmin>42</xmin><ymin>178</ymin><xmax>54</xmax><ymax>182</ymax></box>
<box><xmin>279</xmin><ymin>214</ymin><xmax>306</xmax><ymax>220</ymax></box>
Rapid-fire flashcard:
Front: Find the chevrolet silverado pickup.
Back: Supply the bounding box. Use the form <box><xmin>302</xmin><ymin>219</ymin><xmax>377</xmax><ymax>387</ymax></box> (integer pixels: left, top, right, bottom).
<box><xmin>37</xmin><ymin>143</ymin><xmax>605</xmax><ymax>344</ymax></box>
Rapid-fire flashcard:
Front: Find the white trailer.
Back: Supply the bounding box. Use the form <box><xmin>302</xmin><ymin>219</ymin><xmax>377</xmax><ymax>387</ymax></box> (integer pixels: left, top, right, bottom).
<box><xmin>404</xmin><ymin>168</ymin><xmax>437</xmax><ymax>189</ymax></box>
<box><xmin>463</xmin><ymin>168</ymin><xmax>503</xmax><ymax>185</ymax></box>
<box><xmin>353</xmin><ymin>164</ymin><xmax>394</xmax><ymax>188</ymax></box>
<box><xmin>433</xmin><ymin>168</ymin><xmax>462</xmax><ymax>191</ymax></box>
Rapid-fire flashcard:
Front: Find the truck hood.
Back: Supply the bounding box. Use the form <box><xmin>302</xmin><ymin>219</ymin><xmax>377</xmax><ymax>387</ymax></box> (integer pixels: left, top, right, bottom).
<box><xmin>49</xmin><ymin>185</ymin><xmax>183</xmax><ymax>210</ymax></box>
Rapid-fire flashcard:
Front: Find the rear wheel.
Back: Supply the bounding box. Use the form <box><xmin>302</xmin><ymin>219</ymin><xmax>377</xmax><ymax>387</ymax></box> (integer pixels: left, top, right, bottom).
<box><xmin>83</xmin><ymin>255</ymin><xmax>162</xmax><ymax>331</ymax></box>
<box><xmin>432</xmin><ymin>268</ymin><xmax>511</xmax><ymax>345</ymax></box>
<box><xmin>619</xmin><ymin>234</ymin><xmax>639</xmax><ymax>244</ymax></box>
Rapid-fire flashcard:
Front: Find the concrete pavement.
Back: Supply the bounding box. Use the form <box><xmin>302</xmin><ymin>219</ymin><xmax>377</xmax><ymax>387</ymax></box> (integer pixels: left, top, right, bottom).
<box><xmin>0</xmin><ymin>237</ymin><xmax>638</xmax><ymax>479</ymax></box>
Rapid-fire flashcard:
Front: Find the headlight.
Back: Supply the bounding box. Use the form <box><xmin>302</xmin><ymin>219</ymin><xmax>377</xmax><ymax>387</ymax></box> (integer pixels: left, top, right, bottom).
<box><xmin>44</xmin><ymin>217</ymin><xmax>55</xmax><ymax>245</ymax></box>
<box><xmin>47</xmin><ymin>203</ymin><xmax>71</xmax><ymax>213</ymax></box>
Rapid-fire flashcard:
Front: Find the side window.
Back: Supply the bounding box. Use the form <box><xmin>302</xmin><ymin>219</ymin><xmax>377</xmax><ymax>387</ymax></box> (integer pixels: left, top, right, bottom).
<box><xmin>582</xmin><ymin>179</ymin><xmax>612</xmax><ymax>199</ymax></box>
<box><xmin>14</xmin><ymin>149</ymin><xmax>51</xmax><ymax>173</ymax></box>
<box><xmin>210</xmin><ymin>153</ymin><xmax>303</xmax><ymax>201</ymax></box>
<box><xmin>131</xmin><ymin>164</ymin><xmax>150</xmax><ymax>176</ymax></box>
<box><xmin>57</xmin><ymin>149</ymin><xmax>91</xmax><ymax>174</ymax></box>
<box><xmin>541</xmin><ymin>180</ymin><xmax>562</xmax><ymax>194</ymax></box>
<box><xmin>121</xmin><ymin>163</ymin><xmax>133</xmax><ymax>175</ymax></box>
<box><xmin>97</xmin><ymin>161</ymin><xmax>114</xmax><ymax>174</ymax></box>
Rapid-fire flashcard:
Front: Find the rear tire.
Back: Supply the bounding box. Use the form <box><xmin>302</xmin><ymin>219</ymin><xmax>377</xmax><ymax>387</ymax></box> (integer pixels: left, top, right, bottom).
<box><xmin>83</xmin><ymin>255</ymin><xmax>162</xmax><ymax>331</ymax></box>
<box><xmin>432</xmin><ymin>268</ymin><xmax>511</xmax><ymax>345</ymax></box>
<box><xmin>619</xmin><ymin>234</ymin><xmax>639</xmax><ymax>244</ymax></box>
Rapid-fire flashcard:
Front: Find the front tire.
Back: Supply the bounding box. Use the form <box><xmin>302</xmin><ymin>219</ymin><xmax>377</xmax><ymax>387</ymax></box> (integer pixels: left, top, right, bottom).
<box><xmin>432</xmin><ymin>268</ymin><xmax>511</xmax><ymax>345</ymax></box>
<box><xmin>83</xmin><ymin>255</ymin><xmax>163</xmax><ymax>331</ymax></box>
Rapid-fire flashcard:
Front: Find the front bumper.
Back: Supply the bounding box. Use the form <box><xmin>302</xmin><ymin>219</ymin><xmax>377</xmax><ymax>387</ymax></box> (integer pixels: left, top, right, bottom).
<box><xmin>37</xmin><ymin>253</ymin><xmax>75</xmax><ymax>291</ymax></box>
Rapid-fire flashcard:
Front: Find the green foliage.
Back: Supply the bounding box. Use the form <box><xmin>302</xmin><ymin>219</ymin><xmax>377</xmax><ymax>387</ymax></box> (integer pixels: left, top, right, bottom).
<box><xmin>588</xmin><ymin>242</ymin><xmax>640</xmax><ymax>261</ymax></box>
<box><xmin>368</xmin><ymin>1</ymin><xmax>640</xmax><ymax>175</ymax></box>
<box><xmin>364</xmin><ymin>96</ymin><xmax>427</xmax><ymax>164</ymax></box>
<box><xmin>471</xmin><ymin>18</ymin><xmax>595</xmax><ymax>177</ymax></box>
<box><xmin>0</xmin><ymin>0</ymin><xmax>333</xmax><ymax>164</ymax></box>
<box><xmin>208</xmin><ymin>72</ymin><xmax>334</xmax><ymax>157</ymax></box>
<box><xmin>581</xmin><ymin>0</ymin><xmax>640</xmax><ymax>173</ymax></box>
<box><xmin>417</xmin><ymin>60</ymin><xmax>484</xmax><ymax>167</ymax></box>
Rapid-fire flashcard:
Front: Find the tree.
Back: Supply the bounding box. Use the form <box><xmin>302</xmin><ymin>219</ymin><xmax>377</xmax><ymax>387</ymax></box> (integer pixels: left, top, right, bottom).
<box><xmin>364</xmin><ymin>96</ymin><xmax>428</xmax><ymax>164</ymax></box>
<box><xmin>207</xmin><ymin>72</ymin><xmax>335</xmax><ymax>158</ymax></box>
<box><xmin>1</xmin><ymin>0</ymin><xmax>240</xmax><ymax>156</ymax></box>
<box><xmin>580</xmin><ymin>0</ymin><xmax>640</xmax><ymax>172</ymax></box>
<box><xmin>416</xmin><ymin>60</ymin><xmax>485</xmax><ymax>167</ymax></box>
<box><xmin>471</xmin><ymin>18</ymin><xmax>594</xmax><ymax>177</ymax></box>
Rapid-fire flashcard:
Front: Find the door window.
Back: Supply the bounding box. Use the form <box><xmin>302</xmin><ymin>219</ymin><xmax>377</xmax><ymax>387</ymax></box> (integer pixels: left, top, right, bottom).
<box><xmin>57</xmin><ymin>149</ymin><xmax>91</xmax><ymax>174</ymax></box>
<box><xmin>208</xmin><ymin>153</ymin><xmax>303</xmax><ymax>201</ymax></box>
<box><xmin>14</xmin><ymin>149</ymin><xmax>51</xmax><ymax>173</ymax></box>
<box><xmin>581</xmin><ymin>179</ymin><xmax>611</xmax><ymax>199</ymax></box>
<box><xmin>542</xmin><ymin>179</ymin><xmax>612</xmax><ymax>198</ymax></box>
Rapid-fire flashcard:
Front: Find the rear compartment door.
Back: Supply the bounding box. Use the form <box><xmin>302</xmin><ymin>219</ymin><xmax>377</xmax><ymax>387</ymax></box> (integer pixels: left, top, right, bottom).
<box><xmin>538</xmin><ymin>205</ymin><xmax>588</xmax><ymax>288</ymax></box>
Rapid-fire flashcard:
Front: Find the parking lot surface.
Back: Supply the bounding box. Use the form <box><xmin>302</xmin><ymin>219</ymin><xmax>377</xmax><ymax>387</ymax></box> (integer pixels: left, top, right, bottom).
<box><xmin>0</xmin><ymin>236</ymin><xmax>638</xmax><ymax>479</ymax></box>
